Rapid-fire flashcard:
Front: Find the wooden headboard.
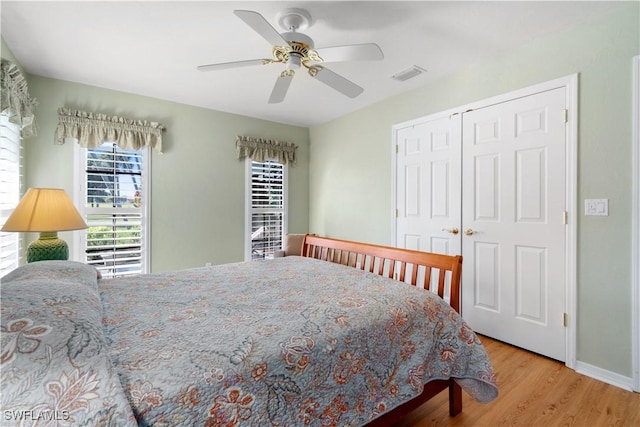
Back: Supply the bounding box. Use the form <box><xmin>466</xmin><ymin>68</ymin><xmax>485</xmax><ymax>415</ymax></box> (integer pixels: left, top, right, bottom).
<box><xmin>301</xmin><ymin>235</ymin><xmax>463</xmax><ymax>313</ymax></box>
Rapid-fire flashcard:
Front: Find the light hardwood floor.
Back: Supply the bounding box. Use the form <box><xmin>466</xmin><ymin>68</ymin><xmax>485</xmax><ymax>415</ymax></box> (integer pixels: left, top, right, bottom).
<box><xmin>395</xmin><ymin>336</ymin><xmax>640</xmax><ymax>427</ymax></box>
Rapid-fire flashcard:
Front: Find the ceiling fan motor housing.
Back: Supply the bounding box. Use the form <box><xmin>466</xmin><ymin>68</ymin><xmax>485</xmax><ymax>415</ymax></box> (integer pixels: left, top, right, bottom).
<box><xmin>277</xmin><ymin>8</ymin><xmax>315</xmax><ymax>71</ymax></box>
<box><xmin>279</xmin><ymin>32</ymin><xmax>315</xmax><ymax>70</ymax></box>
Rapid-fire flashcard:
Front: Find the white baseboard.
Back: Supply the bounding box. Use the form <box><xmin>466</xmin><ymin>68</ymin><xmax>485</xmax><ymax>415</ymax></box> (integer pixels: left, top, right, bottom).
<box><xmin>575</xmin><ymin>361</ymin><xmax>634</xmax><ymax>392</ymax></box>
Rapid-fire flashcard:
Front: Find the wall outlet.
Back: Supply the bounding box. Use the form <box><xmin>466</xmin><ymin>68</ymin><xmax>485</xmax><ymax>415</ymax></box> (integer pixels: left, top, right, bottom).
<box><xmin>584</xmin><ymin>199</ymin><xmax>608</xmax><ymax>216</ymax></box>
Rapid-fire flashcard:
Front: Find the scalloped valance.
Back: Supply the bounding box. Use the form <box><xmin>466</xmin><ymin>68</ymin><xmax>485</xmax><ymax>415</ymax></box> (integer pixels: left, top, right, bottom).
<box><xmin>236</xmin><ymin>136</ymin><xmax>297</xmax><ymax>165</ymax></box>
<box><xmin>55</xmin><ymin>108</ymin><xmax>165</xmax><ymax>152</ymax></box>
<box><xmin>0</xmin><ymin>58</ymin><xmax>38</xmax><ymax>138</ymax></box>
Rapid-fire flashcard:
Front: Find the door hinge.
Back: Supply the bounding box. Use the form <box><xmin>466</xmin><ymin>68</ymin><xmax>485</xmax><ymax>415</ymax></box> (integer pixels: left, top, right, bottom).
<box><xmin>395</xmin><ymin>209</ymin><xmax>399</xmax><ymax>218</ymax></box>
<box><xmin>396</xmin><ymin>144</ymin><xmax>399</xmax><ymax>154</ymax></box>
<box><xmin>563</xmin><ymin>109</ymin><xmax>569</xmax><ymax>123</ymax></box>
<box><xmin>563</xmin><ymin>313</ymin><xmax>568</xmax><ymax>327</ymax></box>
<box><xmin>562</xmin><ymin>210</ymin><xmax>568</xmax><ymax>224</ymax></box>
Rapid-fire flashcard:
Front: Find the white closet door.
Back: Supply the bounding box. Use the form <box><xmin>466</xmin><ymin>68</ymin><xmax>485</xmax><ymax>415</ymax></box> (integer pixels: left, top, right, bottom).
<box><xmin>395</xmin><ymin>114</ymin><xmax>462</xmax><ymax>257</ymax></box>
<box><xmin>461</xmin><ymin>87</ymin><xmax>567</xmax><ymax>361</ymax></box>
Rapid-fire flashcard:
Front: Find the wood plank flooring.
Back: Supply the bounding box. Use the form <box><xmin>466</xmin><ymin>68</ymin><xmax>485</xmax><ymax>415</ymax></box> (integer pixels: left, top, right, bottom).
<box><xmin>394</xmin><ymin>336</ymin><xmax>640</xmax><ymax>426</ymax></box>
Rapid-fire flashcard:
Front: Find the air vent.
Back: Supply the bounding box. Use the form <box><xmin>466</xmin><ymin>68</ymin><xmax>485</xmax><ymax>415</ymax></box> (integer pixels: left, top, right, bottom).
<box><xmin>391</xmin><ymin>65</ymin><xmax>427</xmax><ymax>82</ymax></box>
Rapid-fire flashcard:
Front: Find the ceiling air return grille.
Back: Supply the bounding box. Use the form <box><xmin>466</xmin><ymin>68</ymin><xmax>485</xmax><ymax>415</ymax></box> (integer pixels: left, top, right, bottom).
<box><xmin>391</xmin><ymin>65</ymin><xmax>427</xmax><ymax>82</ymax></box>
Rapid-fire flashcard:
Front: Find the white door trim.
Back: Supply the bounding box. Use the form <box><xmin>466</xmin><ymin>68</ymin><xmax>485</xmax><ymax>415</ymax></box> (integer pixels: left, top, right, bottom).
<box><xmin>391</xmin><ymin>74</ymin><xmax>578</xmax><ymax>368</ymax></box>
<box><xmin>632</xmin><ymin>55</ymin><xmax>639</xmax><ymax>392</ymax></box>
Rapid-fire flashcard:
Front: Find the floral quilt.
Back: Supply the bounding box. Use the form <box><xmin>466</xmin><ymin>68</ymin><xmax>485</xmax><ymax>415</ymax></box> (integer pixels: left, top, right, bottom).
<box><xmin>99</xmin><ymin>256</ymin><xmax>498</xmax><ymax>426</ymax></box>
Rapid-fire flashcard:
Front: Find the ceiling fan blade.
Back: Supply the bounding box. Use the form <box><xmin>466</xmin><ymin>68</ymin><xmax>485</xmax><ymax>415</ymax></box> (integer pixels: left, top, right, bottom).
<box><xmin>197</xmin><ymin>59</ymin><xmax>267</xmax><ymax>72</ymax></box>
<box><xmin>234</xmin><ymin>10</ymin><xmax>289</xmax><ymax>48</ymax></box>
<box><xmin>310</xmin><ymin>67</ymin><xmax>364</xmax><ymax>98</ymax></box>
<box><xmin>314</xmin><ymin>43</ymin><xmax>384</xmax><ymax>63</ymax></box>
<box><xmin>268</xmin><ymin>70</ymin><xmax>294</xmax><ymax>104</ymax></box>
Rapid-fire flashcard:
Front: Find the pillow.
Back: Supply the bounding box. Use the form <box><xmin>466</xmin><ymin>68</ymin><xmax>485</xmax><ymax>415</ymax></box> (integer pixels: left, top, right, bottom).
<box><xmin>285</xmin><ymin>233</ymin><xmax>307</xmax><ymax>256</ymax></box>
<box><xmin>1</xmin><ymin>264</ymin><xmax>136</xmax><ymax>426</ymax></box>
<box><xmin>2</xmin><ymin>260</ymin><xmax>102</xmax><ymax>290</ymax></box>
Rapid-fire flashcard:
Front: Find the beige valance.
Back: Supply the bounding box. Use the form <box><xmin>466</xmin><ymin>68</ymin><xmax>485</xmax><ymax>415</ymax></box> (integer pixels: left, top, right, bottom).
<box><xmin>236</xmin><ymin>136</ymin><xmax>297</xmax><ymax>165</ymax></box>
<box><xmin>55</xmin><ymin>108</ymin><xmax>165</xmax><ymax>152</ymax></box>
<box><xmin>0</xmin><ymin>58</ymin><xmax>38</xmax><ymax>138</ymax></box>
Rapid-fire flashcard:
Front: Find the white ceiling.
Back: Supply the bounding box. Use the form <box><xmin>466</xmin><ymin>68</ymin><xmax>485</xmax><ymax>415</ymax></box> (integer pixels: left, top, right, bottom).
<box><xmin>1</xmin><ymin>1</ymin><xmax>625</xmax><ymax>127</ymax></box>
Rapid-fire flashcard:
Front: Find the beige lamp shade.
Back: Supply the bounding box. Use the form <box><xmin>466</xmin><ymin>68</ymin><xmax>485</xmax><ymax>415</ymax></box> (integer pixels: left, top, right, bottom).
<box><xmin>1</xmin><ymin>188</ymin><xmax>87</xmax><ymax>232</ymax></box>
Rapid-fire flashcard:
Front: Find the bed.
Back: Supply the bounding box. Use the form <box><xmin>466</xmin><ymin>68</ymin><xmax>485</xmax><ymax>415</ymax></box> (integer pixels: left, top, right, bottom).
<box><xmin>1</xmin><ymin>235</ymin><xmax>497</xmax><ymax>426</ymax></box>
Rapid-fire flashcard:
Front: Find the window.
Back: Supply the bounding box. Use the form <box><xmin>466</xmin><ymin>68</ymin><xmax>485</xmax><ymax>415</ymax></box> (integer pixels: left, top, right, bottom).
<box><xmin>75</xmin><ymin>142</ymin><xmax>149</xmax><ymax>278</ymax></box>
<box><xmin>0</xmin><ymin>115</ymin><xmax>22</xmax><ymax>276</ymax></box>
<box><xmin>246</xmin><ymin>159</ymin><xmax>287</xmax><ymax>260</ymax></box>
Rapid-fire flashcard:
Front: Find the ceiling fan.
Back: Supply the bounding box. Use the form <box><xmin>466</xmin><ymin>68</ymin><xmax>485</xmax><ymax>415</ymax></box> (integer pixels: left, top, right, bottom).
<box><xmin>197</xmin><ymin>8</ymin><xmax>384</xmax><ymax>104</ymax></box>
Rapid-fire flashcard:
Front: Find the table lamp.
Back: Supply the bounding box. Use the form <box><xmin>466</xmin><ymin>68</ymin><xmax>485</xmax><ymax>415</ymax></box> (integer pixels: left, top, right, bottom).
<box><xmin>1</xmin><ymin>188</ymin><xmax>88</xmax><ymax>262</ymax></box>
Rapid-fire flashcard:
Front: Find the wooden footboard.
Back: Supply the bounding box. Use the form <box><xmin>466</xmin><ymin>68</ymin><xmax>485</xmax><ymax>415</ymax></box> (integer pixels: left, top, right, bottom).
<box><xmin>301</xmin><ymin>235</ymin><xmax>462</xmax><ymax>312</ymax></box>
<box><xmin>300</xmin><ymin>235</ymin><xmax>464</xmax><ymax>422</ymax></box>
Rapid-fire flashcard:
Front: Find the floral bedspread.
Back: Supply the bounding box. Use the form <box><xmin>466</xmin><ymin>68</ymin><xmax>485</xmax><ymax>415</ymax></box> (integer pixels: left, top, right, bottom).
<box><xmin>100</xmin><ymin>256</ymin><xmax>497</xmax><ymax>426</ymax></box>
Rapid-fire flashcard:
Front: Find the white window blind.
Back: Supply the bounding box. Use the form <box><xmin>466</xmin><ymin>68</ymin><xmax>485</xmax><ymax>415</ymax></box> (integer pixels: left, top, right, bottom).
<box><xmin>76</xmin><ymin>142</ymin><xmax>149</xmax><ymax>278</ymax></box>
<box><xmin>247</xmin><ymin>160</ymin><xmax>287</xmax><ymax>260</ymax></box>
<box><xmin>0</xmin><ymin>115</ymin><xmax>21</xmax><ymax>277</ymax></box>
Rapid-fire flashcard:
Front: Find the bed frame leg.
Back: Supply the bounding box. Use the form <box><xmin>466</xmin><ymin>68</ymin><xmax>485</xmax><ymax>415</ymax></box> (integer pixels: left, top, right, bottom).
<box><xmin>449</xmin><ymin>381</ymin><xmax>462</xmax><ymax>416</ymax></box>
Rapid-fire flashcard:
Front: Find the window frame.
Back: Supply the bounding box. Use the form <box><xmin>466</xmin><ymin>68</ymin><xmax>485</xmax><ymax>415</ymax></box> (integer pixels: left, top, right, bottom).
<box><xmin>74</xmin><ymin>142</ymin><xmax>151</xmax><ymax>277</ymax></box>
<box><xmin>244</xmin><ymin>158</ymin><xmax>288</xmax><ymax>261</ymax></box>
<box><xmin>0</xmin><ymin>115</ymin><xmax>22</xmax><ymax>276</ymax></box>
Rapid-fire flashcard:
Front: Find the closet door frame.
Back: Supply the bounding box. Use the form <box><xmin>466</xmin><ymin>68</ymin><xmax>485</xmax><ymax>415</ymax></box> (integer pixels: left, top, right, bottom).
<box><xmin>632</xmin><ymin>55</ymin><xmax>639</xmax><ymax>392</ymax></box>
<box><xmin>391</xmin><ymin>74</ymin><xmax>578</xmax><ymax>368</ymax></box>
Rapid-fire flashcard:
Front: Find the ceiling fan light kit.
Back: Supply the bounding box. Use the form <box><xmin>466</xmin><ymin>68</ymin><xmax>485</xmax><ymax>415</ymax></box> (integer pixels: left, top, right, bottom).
<box><xmin>197</xmin><ymin>8</ymin><xmax>384</xmax><ymax>104</ymax></box>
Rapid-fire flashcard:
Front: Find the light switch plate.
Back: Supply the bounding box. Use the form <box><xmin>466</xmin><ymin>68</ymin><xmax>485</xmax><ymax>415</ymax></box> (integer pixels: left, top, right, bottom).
<box><xmin>584</xmin><ymin>199</ymin><xmax>608</xmax><ymax>216</ymax></box>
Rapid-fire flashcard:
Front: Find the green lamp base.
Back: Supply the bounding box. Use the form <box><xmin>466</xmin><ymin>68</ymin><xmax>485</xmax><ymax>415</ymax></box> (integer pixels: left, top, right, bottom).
<box><xmin>27</xmin><ymin>232</ymin><xmax>69</xmax><ymax>263</ymax></box>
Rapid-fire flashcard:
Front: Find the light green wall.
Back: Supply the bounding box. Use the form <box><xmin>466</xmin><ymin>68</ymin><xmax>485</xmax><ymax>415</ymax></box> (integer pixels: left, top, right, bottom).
<box><xmin>18</xmin><ymin>76</ymin><xmax>309</xmax><ymax>272</ymax></box>
<box><xmin>309</xmin><ymin>4</ymin><xmax>639</xmax><ymax>377</ymax></box>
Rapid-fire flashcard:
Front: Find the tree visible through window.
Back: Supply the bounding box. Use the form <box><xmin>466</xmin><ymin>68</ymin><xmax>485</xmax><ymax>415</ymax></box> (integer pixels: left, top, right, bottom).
<box><xmin>77</xmin><ymin>142</ymin><xmax>149</xmax><ymax>278</ymax></box>
<box><xmin>248</xmin><ymin>160</ymin><xmax>286</xmax><ymax>260</ymax></box>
